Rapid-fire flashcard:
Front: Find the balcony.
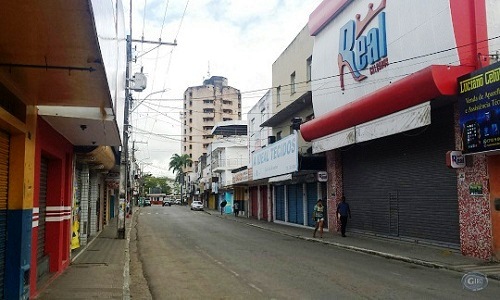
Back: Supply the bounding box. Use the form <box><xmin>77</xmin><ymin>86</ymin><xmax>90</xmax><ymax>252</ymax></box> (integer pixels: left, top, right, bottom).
<box><xmin>211</xmin><ymin>158</ymin><xmax>248</xmax><ymax>172</ymax></box>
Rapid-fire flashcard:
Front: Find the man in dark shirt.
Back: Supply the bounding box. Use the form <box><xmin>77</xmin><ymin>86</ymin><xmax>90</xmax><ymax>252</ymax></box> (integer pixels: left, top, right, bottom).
<box><xmin>336</xmin><ymin>196</ymin><xmax>351</xmax><ymax>237</ymax></box>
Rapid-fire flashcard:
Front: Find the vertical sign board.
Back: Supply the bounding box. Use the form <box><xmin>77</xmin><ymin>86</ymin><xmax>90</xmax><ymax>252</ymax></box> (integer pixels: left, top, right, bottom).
<box><xmin>458</xmin><ymin>61</ymin><xmax>500</xmax><ymax>154</ymax></box>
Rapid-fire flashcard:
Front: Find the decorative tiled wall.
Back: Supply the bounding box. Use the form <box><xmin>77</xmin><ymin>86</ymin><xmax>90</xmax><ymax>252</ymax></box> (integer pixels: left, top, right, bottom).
<box><xmin>326</xmin><ymin>150</ymin><xmax>343</xmax><ymax>233</ymax></box>
<box><xmin>454</xmin><ymin>104</ymin><xmax>493</xmax><ymax>260</ymax></box>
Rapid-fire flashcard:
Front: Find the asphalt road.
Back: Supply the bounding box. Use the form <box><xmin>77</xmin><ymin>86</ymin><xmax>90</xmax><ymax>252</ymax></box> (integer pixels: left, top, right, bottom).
<box><xmin>131</xmin><ymin>205</ymin><xmax>500</xmax><ymax>299</ymax></box>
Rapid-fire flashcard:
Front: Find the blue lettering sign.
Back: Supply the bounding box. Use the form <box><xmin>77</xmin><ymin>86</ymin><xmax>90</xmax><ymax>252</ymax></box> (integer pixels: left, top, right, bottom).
<box><xmin>338</xmin><ymin>3</ymin><xmax>388</xmax><ymax>90</ymax></box>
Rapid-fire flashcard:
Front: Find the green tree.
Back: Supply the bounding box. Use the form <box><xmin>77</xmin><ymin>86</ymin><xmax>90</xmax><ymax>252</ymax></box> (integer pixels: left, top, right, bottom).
<box><xmin>169</xmin><ymin>153</ymin><xmax>192</xmax><ymax>203</ymax></box>
<box><xmin>142</xmin><ymin>175</ymin><xmax>172</xmax><ymax>196</ymax></box>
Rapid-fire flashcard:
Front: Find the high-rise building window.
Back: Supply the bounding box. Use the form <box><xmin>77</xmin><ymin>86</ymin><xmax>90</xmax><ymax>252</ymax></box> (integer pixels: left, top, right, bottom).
<box><xmin>290</xmin><ymin>71</ymin><xmax>296</xmax><ymax>95</ymax></box>
<box><xmin>306</xmin><ymin>56</ymin><xmax>312</xmax><ymax>82</ymax></box>
<box><xmin>276</xmin><ymin>86</ymin><xmax>281</xmax><ymax>106</ymax></box>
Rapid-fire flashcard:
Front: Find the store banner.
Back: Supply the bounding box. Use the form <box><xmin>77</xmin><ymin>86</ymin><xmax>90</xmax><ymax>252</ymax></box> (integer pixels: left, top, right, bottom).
<box><xmin>458</xmin><ymin>61</ymin><xmax>500</xmax><ymax>154</ymax></box>
<box><xmin>252</xmin><ymin>133</ymin><xmax>298</xmax><ymax>180</ymax></box>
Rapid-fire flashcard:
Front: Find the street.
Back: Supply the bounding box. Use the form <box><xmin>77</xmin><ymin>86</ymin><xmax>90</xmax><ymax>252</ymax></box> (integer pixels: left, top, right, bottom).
<box><xmin>130</xmin><ymin>205</ymin><xmax>500</xmax><ymax>299</ymax></box>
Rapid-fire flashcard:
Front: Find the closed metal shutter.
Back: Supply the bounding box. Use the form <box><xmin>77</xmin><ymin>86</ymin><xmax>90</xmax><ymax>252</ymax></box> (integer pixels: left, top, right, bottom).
<box><xmin>287</xmin><ymin>184</ymin><xmax>304</xmax><ymax>225</ymax></box>
<box><xmin>261</xmin><ymin>187</ymin><xmax>268</xmax><ymax>220</ymax></box>
<box><xmin>306</xmin><ymin>183</ymin><xmax>318</xmax><ymax>227</ymax></box>
<box><xmin>0</xmin><ymin>130</ymin><xmax>10</xmax><ymax>298</ymax></box>
<box><xmin>342</xmin><ymin>105</ymin><xmax>460</xmax><ymax>247</ymax></box>
<box><xmin>37</xmin><ymin>158</ymin><xmax>49</xmax><ymax>279</ymax></box>
<box><xmin>250</xmin><ymin>187</ymin><xmax>258</xmax><ymax>218</ymax></box>
<box><xmin>287</xmin><ymin>185</ymin><xmax>298</xmax><ymax>223</ymax></box>
<box><xmin>275</xmin><ymin>186</ymin><xmax>285</xmax><ymax>221</ymax></box>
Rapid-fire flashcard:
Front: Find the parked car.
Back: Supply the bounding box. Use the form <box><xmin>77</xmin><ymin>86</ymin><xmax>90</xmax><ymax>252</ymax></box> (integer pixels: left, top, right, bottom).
<box><xmin>190</xmin><ymin>201</ymin><xmax>204</xmax><ymax>211</ymax></box>
<box><xmin>174</xmin><ymin>199</ymin><xmax>181</xmax><ymax>205</ymax></box>
<box><xmin>162</xmin><ymin>199</ymin><xmax>171</xmax><ymax>206</ymax></box>
<box><xmin>144</xmin><ymin>198</ymin><xmax>151</xmax><ymax>206</ymax></box>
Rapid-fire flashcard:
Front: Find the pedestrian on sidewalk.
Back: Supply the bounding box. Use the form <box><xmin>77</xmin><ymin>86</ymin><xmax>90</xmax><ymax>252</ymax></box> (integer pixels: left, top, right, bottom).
<box><xmin>233</xmin><ymin>201</ymin><xmax>239</xmax><ymax>217</ymax></box>
<box><xmin>312</xmin><ymin>199</ymin><xmax>325</xmax><ymax>238</ymax></box>
<box><xmin>336</xmin><ymin>196</ymin><xmax>351</xmax><ymax>237</ymax></box>
<box><xmin>220</xmin><ymin>200</ymin><xmax>227</xmax><ymax>215</ymax></box>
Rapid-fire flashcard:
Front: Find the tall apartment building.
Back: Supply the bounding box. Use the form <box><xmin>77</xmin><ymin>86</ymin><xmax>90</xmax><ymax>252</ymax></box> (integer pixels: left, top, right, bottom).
<box><xmin>182</xmin><ymin>76</ymin><xmax>242</xmax><ymax>172</ymax></box>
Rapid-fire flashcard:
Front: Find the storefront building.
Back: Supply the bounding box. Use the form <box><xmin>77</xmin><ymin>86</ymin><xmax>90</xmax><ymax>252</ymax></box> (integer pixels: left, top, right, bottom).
<box><xmin>0</xmin><ymin>1</ymin><xmax>125</xmax><ymax>298</ymax></box>
<box><xmin>250</xmin><ymin>133</ymin><xmax>327</xmax><ymax>227</ymax></box>
<box><xmin>301</xmin><ymin>0</ymin><xmax>500</xmax><ymax>259</ymax></box>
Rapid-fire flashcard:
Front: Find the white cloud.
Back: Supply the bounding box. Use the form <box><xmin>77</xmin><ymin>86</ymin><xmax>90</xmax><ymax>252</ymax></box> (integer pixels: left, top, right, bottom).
<box><xmin>125</xmin><ymin>0</ymin><xmax>322</xmax><ymax>177</ymax></box>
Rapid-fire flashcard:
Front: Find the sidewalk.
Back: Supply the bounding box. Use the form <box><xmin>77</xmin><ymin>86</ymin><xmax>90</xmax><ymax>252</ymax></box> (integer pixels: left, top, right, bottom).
<box><xmin>207</xmin><ymin>209</ymin><xmax>500</xmax><ymax>281</ymax></box>
<box><xmin>36</xmin><ymin>207</ymin><xmax>500</xmax><ymax>299</ymax></box>
<box><xmin>35</xmin><ymin>212</ymin><xmax>134</xmax><ymax>299</ymax></box>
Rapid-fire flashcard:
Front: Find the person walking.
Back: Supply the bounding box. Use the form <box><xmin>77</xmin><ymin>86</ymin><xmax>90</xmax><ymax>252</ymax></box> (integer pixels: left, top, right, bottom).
<box><xmin>336</xmin><ymin>196</ymin><xmax>351</xmax><ymax>237</ymax></box>
<box><xmin>312</xmin><ymin>199</ymin><xmax>325</xmax><ymax>238</ymax></box>
<box><xmin>233</xmin><ymin>201</ymin><xmax>239</xmax><ymax>217</ymax></box>
<box><xmin>220</xmin><ymin>200</ymin><xmax>227</xmax><ymax>215</ymax></box>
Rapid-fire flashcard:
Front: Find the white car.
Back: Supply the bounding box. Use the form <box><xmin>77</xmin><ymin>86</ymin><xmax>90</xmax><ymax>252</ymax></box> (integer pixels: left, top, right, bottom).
<box><xmin>190</xmin><ymin>201</ymin><xmax>204</xmax><ymax>211</ymax></box>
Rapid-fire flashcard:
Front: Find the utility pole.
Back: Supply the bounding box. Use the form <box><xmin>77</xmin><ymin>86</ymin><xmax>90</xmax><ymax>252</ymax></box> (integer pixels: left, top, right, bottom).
<box><xmin>118</xmin><ymin>0</ymin><xmax>176</xmax><ymax>238</ymax></box>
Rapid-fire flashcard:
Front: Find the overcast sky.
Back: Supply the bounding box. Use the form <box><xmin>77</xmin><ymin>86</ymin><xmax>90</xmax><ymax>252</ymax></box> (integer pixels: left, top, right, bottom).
<box><xmin>125</xmin><ymin>0</ymin><xmax>323</xmax><ymax>177</ymax></box>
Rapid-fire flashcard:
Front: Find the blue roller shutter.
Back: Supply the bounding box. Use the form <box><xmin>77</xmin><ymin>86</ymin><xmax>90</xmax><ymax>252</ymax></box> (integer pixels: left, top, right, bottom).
<box><xmin>275</xmin><ymin>186</ymin><xmax>285</xmax><ymax>221</ymax></box>
<box><xmin>287</xmin><ymin>184</ymin><xmax>304</xmax><ymax>225</ymax></box>
<box><xmin>296</xmin><ymin>184</ymin><xmax>304</xmax><ymax>225</ymax></box>
<box><xmin>0</xmin><ymin>130</ymin><xmax>9</xmax><ymax>299</ymax></box>
<box><xmin>287</xmin><ymin>185</ymin><xmax>297</xmax><ymax>223</ymax></box>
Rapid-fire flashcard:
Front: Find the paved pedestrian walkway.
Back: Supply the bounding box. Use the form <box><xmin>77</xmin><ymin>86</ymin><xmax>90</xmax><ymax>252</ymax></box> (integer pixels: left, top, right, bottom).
<box><xmin>36</xmin><ymin>207</ymin><xmax>500</xmax><ymax>299</ymax></box>
<box><xmin>35</xmin><ymin>212</ymin><xmax>134</xmax><ymax>299</ymax></box>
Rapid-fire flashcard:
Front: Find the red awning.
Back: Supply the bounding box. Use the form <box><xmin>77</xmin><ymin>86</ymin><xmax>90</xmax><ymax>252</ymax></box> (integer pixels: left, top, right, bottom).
<box><xmin>300</xmin><ymin>65</ymin><xmax>474</xmax><ymax>142</ymax></box>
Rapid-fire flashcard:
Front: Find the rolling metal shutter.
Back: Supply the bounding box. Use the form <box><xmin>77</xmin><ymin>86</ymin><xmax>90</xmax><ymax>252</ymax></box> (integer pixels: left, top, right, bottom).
<box><xmin>261</xmin><ymin>187</ymin><xmax>268</xmax><ymax>220</ymax></box>
<box><xmin>0</xmin><ymin>131</ymin><xmax>10</xmax><ymax>299</ymax></box>
<box><xmin>287</xmin><ymin>184</ymin><xmax>304</xmax><ymax>225</ymax></box>
<box><xmin>287</xmin><ymin>185</ymin><xmax>298</xmax><ymax>223</ymax></box>
<box><xmin>250</xmin><ymin>187</ymin><xmax>258</xmax><ymax>218</ymax></box>
<box><xmin>342</xmin><ymin>105</ymin><xmax>460</xmax><ymax>246</ymax></box>
<box><xmin>306</xmin><ymin>183</ymin><xmax>318</xmax><ymax>227</ymax></box>
<box><xmin>275</xmin><ymin>186</ymin><xmax>285</xmax><ymax>221</ymax></box>
<box><xmin>37</xmin><ymin>158</ymin><xmax>49</xmax><ymax>279</ymax></box>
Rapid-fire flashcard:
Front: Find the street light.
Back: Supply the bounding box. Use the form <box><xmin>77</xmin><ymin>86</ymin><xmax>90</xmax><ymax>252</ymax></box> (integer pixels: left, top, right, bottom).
<box><xmin>130</xmin><ymin>89</ymin><xmax>169</xmax><ymax>112</ymax></box>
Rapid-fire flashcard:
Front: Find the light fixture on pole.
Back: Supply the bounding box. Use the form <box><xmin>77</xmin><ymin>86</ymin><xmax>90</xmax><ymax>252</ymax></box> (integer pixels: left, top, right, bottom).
<box><xmin>131</xmin><ymin>89</ymin><xmax>169</xmax><ymax>112</ymax></box>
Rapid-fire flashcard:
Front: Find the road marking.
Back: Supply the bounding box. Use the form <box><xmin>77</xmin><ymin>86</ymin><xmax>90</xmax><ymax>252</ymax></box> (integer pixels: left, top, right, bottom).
<box><xmin>248</xmin><ymin>283</ymin><xmax>263</xmax><ymax>293</ymax></box>
<box><xmin>230</xmin><ymin>270</ymin><xmax>240</xmax><ymax>277</ymax></box>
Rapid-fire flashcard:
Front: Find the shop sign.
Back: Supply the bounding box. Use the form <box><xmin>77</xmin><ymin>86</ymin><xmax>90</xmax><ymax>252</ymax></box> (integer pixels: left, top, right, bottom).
<box><xmin>317</xmin><ymin>171</ymin><xmax>328</xmax><ymax>182</ymax></box>
<box><xmin>252</xmin><ymin>133</ymin><xmax>298</xmax><ymax>180</ymax></box>
<box><xmin>338</xmin><ymin>0</ymin><xmax>388</xmax><ymax>90</ymax></box>
<box><xmin>445</xmin><ymin>151</ymin><xmax>466</xmax><ymax>169</ymax></box>
<box><xmin>458</xmin><ymin>61</ymin><xmax>500</xmax><ymax>154</ymax></box>
<box><xmin>233</xmin><ymin>169</ymin><xmax>249</xmax><ymax>184</ymax></box>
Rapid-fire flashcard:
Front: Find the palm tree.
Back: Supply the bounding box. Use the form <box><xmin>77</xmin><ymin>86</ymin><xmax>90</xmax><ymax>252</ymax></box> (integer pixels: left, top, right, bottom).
<box><xmin>169</xmin><ymin>154</ymin><xmax>192</xmax><ymax>204</ymax></box>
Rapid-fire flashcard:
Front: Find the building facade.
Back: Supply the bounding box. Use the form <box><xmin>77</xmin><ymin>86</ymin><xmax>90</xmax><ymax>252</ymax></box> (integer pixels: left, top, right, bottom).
<box><xmin>301</xmin><ymin>0</ymin><xmax>500</xmax><ymax>259</ymax></box>
<box><xmin>0</xmin><ymin>1</ymin><xmax>125</xmax><ymax>298</ymax></box>
<box><xmin>250</xmin><ymin>25</ymin><xmax>327</xmax><ymax>226</ymax></box>
<box><xmin>182</xmin><ymin>76</ymin><xmax>242</xmax><ymax>173</ymax></box>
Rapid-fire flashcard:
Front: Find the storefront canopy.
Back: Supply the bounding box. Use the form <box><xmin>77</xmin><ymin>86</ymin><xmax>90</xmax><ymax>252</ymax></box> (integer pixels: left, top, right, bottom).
<box><xmin>300</xmin><ymin>65</ymin><xmax>474</xmax><ymax>142</ymax></box>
